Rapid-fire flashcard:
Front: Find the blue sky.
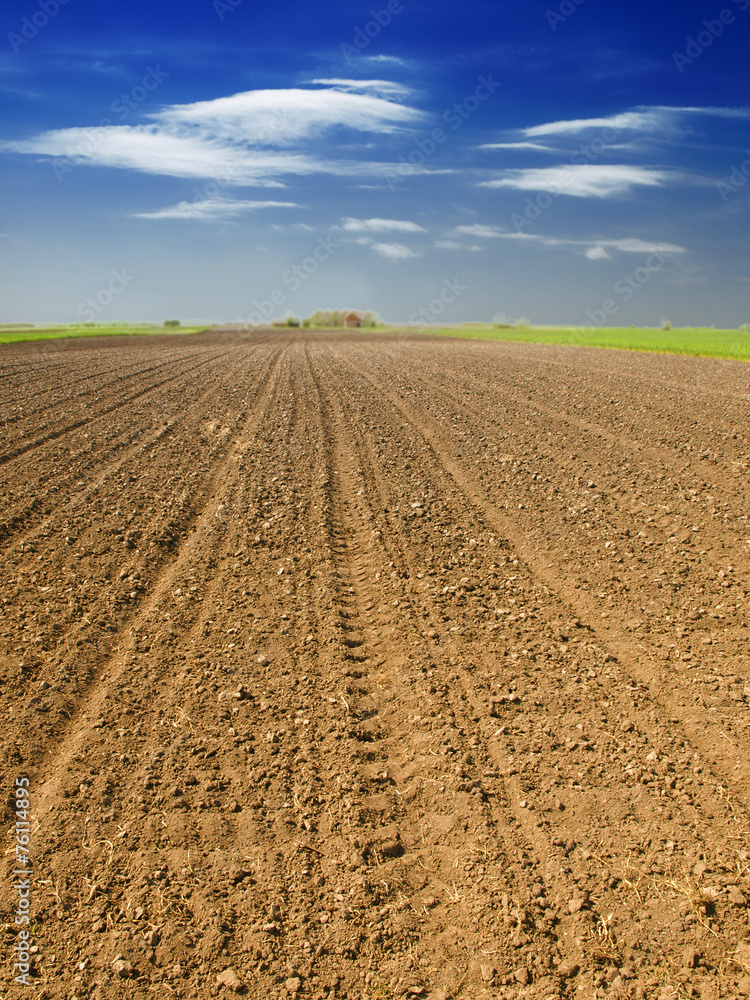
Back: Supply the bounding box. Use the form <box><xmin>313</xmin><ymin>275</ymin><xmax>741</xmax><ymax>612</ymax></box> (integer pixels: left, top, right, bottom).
<box><xmin>1</xmin><ymin>0</ymin><xmax>749</xmax><ymax>326</ymax></box>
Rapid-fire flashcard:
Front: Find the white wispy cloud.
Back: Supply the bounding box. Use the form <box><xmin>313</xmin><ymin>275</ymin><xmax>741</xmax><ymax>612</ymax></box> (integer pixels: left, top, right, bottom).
<box><xmin>585</xmin><ymin>246</ymin><xmax>612</xmax><ymax>261</ymax></box>
<box><xmin>523</xmin><ymin>110</ymin><xmax>667</xmax><ymax>138</ymax></box>
<box><xmin>271</xmin><ymin>222</ymin><xmax>315</xmax><ymax>233</ymax></box>
<box><xmin>4</xmin><ymin>126</ymin><xmax>318</xmax><ymax>183</ymax></box>
<box><xmin>340</xmin><ymin>217</ymin><xmax>427</xmax><ymax>233</ymax></box>
<box><xmin>520</xmin><ymin>105</ymin><xmax>750</xmax><ymax>138</ymax></box>
<box><xmin>454</xmin><ymin>224</ymin><xmax>506</xmax><ymax>239</ymax></box>
<box><xmin>371</xmin><ymin>242</ymin><xmax>421</xmax><ymax>260</ymax></box>
<box><xmin>307</xmin><ymin>78</ymin><xmax>413</xmax><ymax>100</ymax></box>
<box><xmin>480</xmin><ymin>164</ymin><xmax>671</xmax><ymax>198</ymax></box>
<box><xmin>152</xmin><ymin>88</ymin><xmax>423</xmax><ymax>145</ymax></box>
<box><xmin>435</xmin><ymin>240</ymin><xmax>483</xmax><ymax>252</ymax></box>
<box><xmin>480</xmin><ymin>141</ymin><xmax>559</xmax><ymax>152</ymax></box>
<box><xmin>454</xmin><ymin>225</ymin><xmax>686</xmax><ymax>258</ymax></box>
<box><xmin>1</xmin><ymin>85</ymin><xmax>428</xmax><ymax>189</ymax></box>
<box><xmin>673</xmin><ymin>105</ymin><xmax>750</xmax><ymax>119</ymax></box>
<box><xmin>132</xmin><ymin>198</ymin><xmax>299</xmax><ymax>221</ymax></box>
<box><xmin>601</xmin><ymin>237</ymin><xmax>685</xmax><ymax>253</ymax></box>
<box><xmin>362</xmin><ymin>54</ymin><xmax>412</xmax><ymax>67</ymax></box>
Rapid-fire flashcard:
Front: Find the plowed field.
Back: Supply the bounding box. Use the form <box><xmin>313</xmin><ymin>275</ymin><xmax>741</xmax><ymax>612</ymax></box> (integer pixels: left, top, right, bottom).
<box><xmin>2</xmin><ymin>329</ymin><xmax>750</xmax><ymax>1000</ymax></box>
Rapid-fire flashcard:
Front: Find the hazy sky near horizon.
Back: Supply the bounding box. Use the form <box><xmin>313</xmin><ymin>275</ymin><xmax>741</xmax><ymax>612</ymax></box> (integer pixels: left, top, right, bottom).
<box><xmin>1</xmin><ymin>0</ymin><xmax>749</xmax><ymax>326</ymax></box>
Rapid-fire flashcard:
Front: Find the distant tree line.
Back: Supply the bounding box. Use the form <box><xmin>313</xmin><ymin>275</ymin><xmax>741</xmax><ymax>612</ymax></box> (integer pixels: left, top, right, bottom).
<box><xmin>282</xmin><ymin>310</ymin><xmax>381</xmax><ymax>328</ymax></box>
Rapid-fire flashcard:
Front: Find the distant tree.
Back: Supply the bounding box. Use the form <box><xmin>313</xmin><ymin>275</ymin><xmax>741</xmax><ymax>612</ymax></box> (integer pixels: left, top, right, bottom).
<box><xmin>740</xmin><ymin>323</ymin><xmax>750</xmax><ymax>333</ymax></box>
<box><xmin>308</xmin><ymin>309</ymin><xmax>333</xmax><ymax>327</ymax></box>
<box><xmin>661</xmin><ymin>319</ymin><xmax>672</xmax><ymax>331</ymax></box>
<box><xmin>164</xmin><ymin>319</ymin><xmax>180</xmax><ymax>327</ymax></box>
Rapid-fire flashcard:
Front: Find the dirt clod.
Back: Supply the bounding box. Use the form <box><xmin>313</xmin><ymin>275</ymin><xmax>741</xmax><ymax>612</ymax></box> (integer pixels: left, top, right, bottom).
<box><xmin>556</xmin><ymin>958</ymin><xmax>580</xmax><ymax>978</ymax></box>
<box><xmin>111</xmin><ymin>956</ymin><xmax>135</xmax><ymax>978</ymax></box>
<box><xmin>217</xmin><ymin>967</ymin><xmax>245</xmax><ymax>991</ymax></box>
<box><xmin>736</xmin><ymin>942</ymin><xmax>750</xmax><ymax>974</ymax></box>
<box><xmin>683</xmin><ymin>947</ymin><xmax>701</xmax><ymax>969</ymax></box>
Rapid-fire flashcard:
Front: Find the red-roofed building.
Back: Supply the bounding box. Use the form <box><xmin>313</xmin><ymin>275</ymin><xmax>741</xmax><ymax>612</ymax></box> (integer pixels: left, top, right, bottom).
<box><xmin>344</xmin><ymin>312</ymin><xmax>362</xmax><ymax>328</ymax></box>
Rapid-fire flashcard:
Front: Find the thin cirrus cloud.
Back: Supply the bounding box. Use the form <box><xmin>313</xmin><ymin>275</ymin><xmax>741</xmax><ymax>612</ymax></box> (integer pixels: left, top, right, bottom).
<box><xmin>454</xmin><ymin>225</ymin><xmax>686</xmax><ymax>259</ymax></box>
<box><xmin>453</xmin><ymin>224</ymin><xmax>506</xmax><ymax>239</ymax></box>
<box><xmin>6</xmin><ymin>126</ymin><xmax>317</xmax><ymax>184</ymax></box>
<box><xmin>340</xmin><ymin>217</ymin><xmax>427</xmax><ymax>233</ymax></box>
<box><xmin>0</xmin><ymin>85</ymin><xmax>427</xmax><ymax>190</ymax></box>
<box><xmin>476</xmin><ymin>107</ymin><xmax>750</xmax><ymax>202</ymax></box>
<box><xmin>306</xmin><ymin>79</ymin><xmax>414</xmax><ymax>100</ymax></box>
<box><xmin>479</xmin><ymin>164</ymin><xmax>671</xmax><ymax>198</ymax></box>
<box><xmin>435</xmin><ymin>240</ymin><xmax>483</xmax><ymax>252</ymax></box>
<box><xmin>522</xmin><ymin>109</ymin><xmax>668</xmax><ymax>138</ymax></box>
<box><xmin>132</xmin><ymin>199</ymin><xmax>299</xmax><ymax>222</ymax></box>
<box><xmin>518</xmin><ymin>105</ymin><xmax>750</xmax><ymax>139</ymax></box>
<box><xmin>151</xmin><ymin>88</ymin><xmax>423</xmax><ymax>145</ymax></box>
<box><xmin>371</xmin><ymin>242</ymin><xmax>421</xmax><ymax>261</ymax></box>
<box><xmin>480</xmin><ymin>141</ymin><xmax>560</xmax><ymax>153</ymax></box>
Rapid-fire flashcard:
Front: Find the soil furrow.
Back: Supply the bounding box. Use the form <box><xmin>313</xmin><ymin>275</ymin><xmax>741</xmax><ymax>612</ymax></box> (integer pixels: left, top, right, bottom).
<box><xmin>1</xmin><ymin>344</ymin><xmax>286</xmax><ymax>779</ymax></box>
<box><xmin>0</xmin><ymin>350</ymin><xmax>230</xmax><ymax>467</ymax></box>
<box><xmin>329</xmin><ymin>346</ymin><xmax>750</xmax><ymax>811</ymax></box>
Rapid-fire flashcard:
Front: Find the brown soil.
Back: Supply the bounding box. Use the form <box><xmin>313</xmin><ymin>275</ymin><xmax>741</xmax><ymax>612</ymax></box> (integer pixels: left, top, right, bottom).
<box><xmin>1</xmin><ymin>328</ymin><xmax>749</xmax><ymax>1000</ymax></box>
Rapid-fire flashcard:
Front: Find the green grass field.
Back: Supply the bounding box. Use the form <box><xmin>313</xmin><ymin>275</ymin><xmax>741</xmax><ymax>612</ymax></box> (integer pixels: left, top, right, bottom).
<box><xmin>0</xmin><ymin>324</ymin><xmax>208</xmax><ymax>345</ymax></box>
<box><xmin>3</xmin><ymin>322</ymin><xmax>750</xmax><ymax>362</ymax></box>
<box><xmin>419</xmin><ymin>325</ymin><xmax>750</xmax><ymax>361</ymax></box>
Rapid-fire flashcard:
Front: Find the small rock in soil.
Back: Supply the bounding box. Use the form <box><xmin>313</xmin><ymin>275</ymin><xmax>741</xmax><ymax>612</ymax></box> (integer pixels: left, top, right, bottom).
<box><xmin>217</xmin><ymin>967</ymin><xmax>245</xmax><ymax>991</ymax></box>
<box><xmin>480</xmin><ymin>963</ymin><xmax>495</xmax><ymax>982</ymax></box>
<box><xmin>728</xmin><ymin>886</ymin><xmax>747</xmax><ymax>907</ymax></box>
<box><xmin>111</xmin><ymin>956</ymin><xmax>135</xmax><ymax>978</ymax></box>
<box><xmin>557</xmin><ymin>958</ymin><xmax>580</xmax><ymax>978</ymax></box>
<box><xmin>567</xmin><ymin>894</ymin><xmax>588</xmax><ymax>913</ymax></box>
